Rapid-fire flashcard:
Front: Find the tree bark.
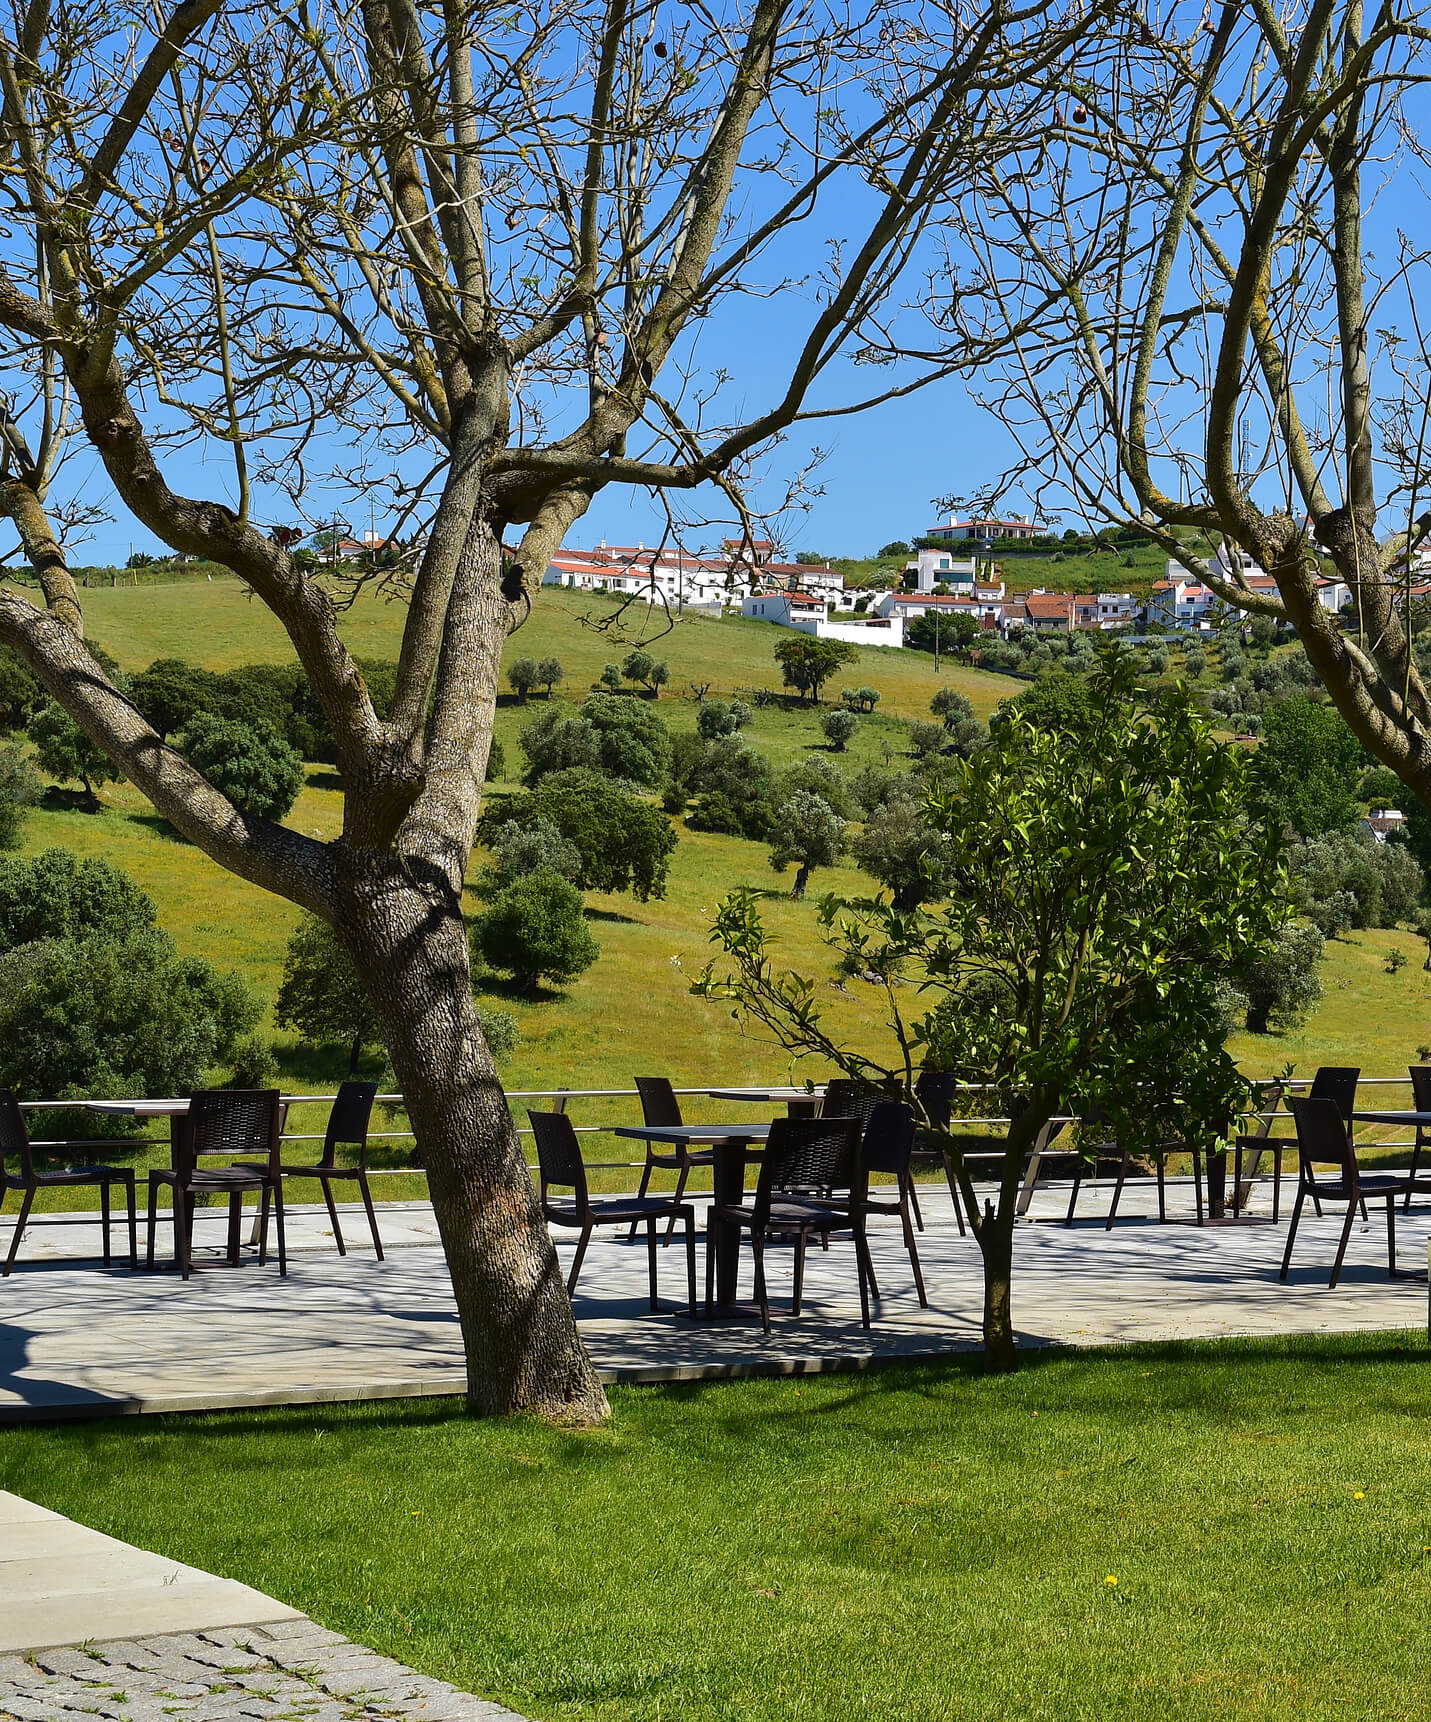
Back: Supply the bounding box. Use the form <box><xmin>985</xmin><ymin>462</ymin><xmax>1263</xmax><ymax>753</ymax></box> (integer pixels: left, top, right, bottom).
<box><xmin>976</xmin><ymin>1202</ymin><xmax>1018</xmax><ymax>1370</ymax></box>
<box><xmin>337</xmin><ymin>853</ymin><xmax>609</xmax><ymax>1422</ymax></box>
<box><xmin>791</xmin><ymin>864</ymin><xmax>810</xmax><ymax>898</ymax></box>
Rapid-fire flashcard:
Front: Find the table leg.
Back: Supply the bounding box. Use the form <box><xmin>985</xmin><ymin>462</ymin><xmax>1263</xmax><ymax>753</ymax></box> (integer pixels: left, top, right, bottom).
<box><xmin>1205</xmin><ymin>1148</ymin><xmax>1228</xmax><ymax>1221</ymax></box>
<box><xmin>710</xmin><ymin>1138</ymin><xmax>749</xmax><ymax>1308</ymax></box>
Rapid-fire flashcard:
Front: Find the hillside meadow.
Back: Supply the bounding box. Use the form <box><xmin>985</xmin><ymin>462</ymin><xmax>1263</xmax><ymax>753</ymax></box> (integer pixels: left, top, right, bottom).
<box><xmin>4</xmin><ymin>573</ymin><xmax>1429</xmax><ymax>1171</ymax></box>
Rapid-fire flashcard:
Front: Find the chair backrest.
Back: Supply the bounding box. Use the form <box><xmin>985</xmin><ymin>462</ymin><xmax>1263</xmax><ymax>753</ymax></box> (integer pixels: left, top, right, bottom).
<box><xmin>528</xmin><ymin>1109</ymin><xmax>589</xmax><ymax>1207</ymax></box>
<box><xmin>861</xmin><ymin>1101</ymin><xmax>915</xmax><ymax>1176</ymax></box>
<box><xmin>182</xmin><ymin>1089</ymin><xmax>282</xmax><ymax>1179</ymax></box>
<box><xmin>913</xmin><ymin>1069</ymin><xmax>956</xmax><ymax>1130</ymax></box>
<box><xmin>322</xmin><ymin>1081</ymin><xmax>378</xmax><ymax>1166</ymax></box>
<box><xmin>0</xmin><ymin>1089</ymin><xmax>33</xmax><ymax>1180</ymax></box>
<box><xmin>1309</xmin><ymin>1066</ymin><xmax>1360</xmax><ymax>1127</ymax></box>
<box><xmin>756</xmin><ymin>1116</ymin><xmax>861</xmax><ymax>1220</ymax></box>
<box><xmin>822</xmin><ymin>1078</ymin><xmax>885</xmax><ymax>1134</ymax></box>
<box><xmin>635</xmin><ymin>1077</ymin><xmax>683</xmax><ymax>1129</ymax></box>
<box><xmin>1289</xmin><ymin>1096</ymin><xmax>1357</xmax><ymax>1192</ymax></box>
<box><xmin>1410</xmin><ymin>1064</ymin><xmax>1431</xmax><ymax>1116</ymax></box>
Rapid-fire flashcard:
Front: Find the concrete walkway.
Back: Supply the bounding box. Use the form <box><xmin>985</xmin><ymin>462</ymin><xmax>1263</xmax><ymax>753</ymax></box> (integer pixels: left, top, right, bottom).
<box><xmin>0</xmin><ymin>1493</ymin><xmax>527</xmax><ymax>1720</ymax></box>
<box><xmin>2</xmin><ymin>1178</ymin><xmax>1430</xmax><ymax>1420</ymax></box>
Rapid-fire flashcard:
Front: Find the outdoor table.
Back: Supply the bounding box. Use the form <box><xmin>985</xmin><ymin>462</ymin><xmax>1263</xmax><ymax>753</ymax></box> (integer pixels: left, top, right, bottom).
<box><xmin>613</xmin><ymin>1121</ymin><xmax>773</xmax><ymax>1311</ymax></box>
<box><xmin>1352</xmin><ymin>1110</ymin><xmax>1431</xmax><ymax>1128</ymax></box>
<box><xmin>85</xmin><ymin>1099</ymin><xmax>191</xmax><ymax>1118</ymax></box>
<box><xmin>708</xmin><ymin>1086</ymin><xmax>825</xmax><ymax>1117</ymax></box>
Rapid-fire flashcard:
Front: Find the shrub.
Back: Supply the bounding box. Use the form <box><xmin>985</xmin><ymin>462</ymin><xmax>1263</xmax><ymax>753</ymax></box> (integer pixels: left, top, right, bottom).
<box><xmin>131</xmin><ymin>658</ymin><xmax>219</xmax><ymax>740</ymax></box>
<box><xmin>182</xmin><ymin>712</ymin><xmax>304</xmax><ymax>822</ymax></box>
<box><xmin>472</xmin><ymin>868</ymin><xmax>600</xmax><ymax>993</ymax></box>
<box><xmin>275</xmin><ymin>913</ymin><xmax>383</xmax><ymax>1072</ymax></box>
<box><xmin>0</xmin><ymin>849</ymin><xmax>156</xmax><ymax>952</ymax></box>
<box><xmin>519</xmin><ymin>691</ymin><xmax>672</xmax><ymax>788</ymax></box>
<box><xmin>850</xmin><ymin>795</ymin><xmax>951</xmax><ymax>908</ymax></box>
<box><xmin>821</xmin><ymin>709</ymin><xmax>858</xmax><ymax>751</ymax></box>
<box><xmin>534</xmin><ymin>657</ymin><xmax>564</xmax><ymax>697</ymax></box>
<box><xmin>508</xmin><ymin>657</ymin><xmax>538</xmax><ymax>702</ymax></box>
<box><xmin>908</xmin><ymin>719</ymin><xmax>946</xmax><ymax>758</ymax></box>
<box><xmin>930</xmin><ymin>687</ymin><xmax>975</xmax><ymax>726</ymax></box>
<box><xmin>485</xmin><ymin>817</ymin><xmax>583</xmax><ymax>888</ymax></box>
<box><xmin>481</xmin><ymin>768</ymin><xmax>677</xmax><ymax>899</ymax></box>
<box><xmin>28</xmin><ymin>702</ymin><xmax>119</xmax><ymax>800</ymax></box>
<box><xmin>0</xmin><ymin>742</ymin><xmax>40</xmax><ymax>849</ymax></box>
<box><xmin>687</xmin><ymin>737</ymin><xmax>778</xmax><ymax>840</ymax></box>
<box><xmin>769</xmin><ymin>790</ymin><xmax>845</xmax><ymax>898</ymax></box>
<box><xmin>0</xmin><ymin>647</ymin><xmax>41</xmax><ymax>731</ymax></box>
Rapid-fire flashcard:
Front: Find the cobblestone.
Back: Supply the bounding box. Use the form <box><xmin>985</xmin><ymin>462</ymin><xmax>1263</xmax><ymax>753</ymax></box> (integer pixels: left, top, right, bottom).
<box><xmin>0</xmin><ymin>1630</ymin><xmax>527</xmax><ymax>1722</ymax></box>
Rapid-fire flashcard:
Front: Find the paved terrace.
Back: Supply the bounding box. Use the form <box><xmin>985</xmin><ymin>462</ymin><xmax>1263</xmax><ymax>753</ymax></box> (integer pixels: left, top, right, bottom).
<box><xmin>3</xmin><ymin>1173</ymin><xmax>1430</xmax><ymax>1420</ymax></box>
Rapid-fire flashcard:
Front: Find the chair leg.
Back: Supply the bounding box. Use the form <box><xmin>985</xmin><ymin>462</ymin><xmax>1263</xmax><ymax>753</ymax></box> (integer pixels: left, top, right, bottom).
<box><xmin>907</xmin><ymin>1173</ymin><xmax>925</xmax><ymax>1233</ymax></box>
<box><xmin>1386</xmin><ymin>1194</ymin><xmax>1397</xmax><ymax>1278</ymax></box>
<box><xmin>854</xmin><ymin>1226</ymin><xmax>872</xmax><ymax>1330</ymax></box>
<box><xmin>1156</xmin><ymin>1157</ymin><xmax>1167</xmax><ymax>1224</ymax></box>
<box><xmin>792</xmin><ymin>1230</ymin><xmax>807</xmax><ymax>1316</ymax></box>
<box><xmin>319</xmin><ymin>1174</ymin><xmax>346</xmax><ymax>1255</ymax></box>
<box><xmin>863</xmin><ymin>1228</ymin><xmax>882</xmax><ymax>1301</ymax></box>
<box><xmin>177</xmin><ymin>1190</ymin><xmax>193</xmax><ymax>1281</ymax></box>
<box><xmin>273</xmin><ymin>1180</ymin><xmax>287</xmax><ymax>1276</ymax></box>
<box><xmin>1279</xmin><ymin>1184</ymin><xmax>1306</xmax><ymax>1281</ymax></box>
<box><xmin>940</xmin><ymin>1151</ymin><xmax>966</xmax><ymax>1237</ymax></box>
<box><xmin>628</xmin><ymin>1157</ymin><xmax>654</xmax><ymax>1242</ymax></box>
<box><xmin>123</xmin><ymin>1175</ymin><xmax>137</xmax><ymax>1269</ymax></box>
<box><xmin>567</xmin><ymin>1222</ymin><xmax>593</xmax><ymax>1297</ymax></box>
<box><xmin>646</xmin><ymin>1215</ymin><xmax>658</xmax><ymax>1312</ymax></box>
<box><xmin>146</xmin><ymin>1178</ymin><xmax>158</xmax><ymax>1269</ymax></box>
<box><xmin>683</xmin><ymin>1211</ymin><xmax>697</xmax><ymax>1318</ymax></box>
<box><xmin>3</xmin><ymin>1183</ymin><xmax>35</xmax><ymax>1276</ymax></box>
<box><xmin>1192</xmin><ymin>1147</ymin><xmax>1204</xmax><ymax>1226</ymax></box>
<box><xmin>752</xmin><ymin>1232</ymin><xmax>770</xmax><ymax>1334</ymax></box>
<box><xmin>666</xmin><ymin>1161</ymin><xmax>691</xmax><ymax>1246</ymax></box>
<box><xmin>901</xmin><ymin>1194</ymin><xmax>928</xmax><ymax>1308</ymax></box>
<box><xmin>355</xmin><ymin>1170</ymin><xmax>384</xmax><ymax>1259</ymax></box>
<box><xmin>1329</xmin><ymin>1199</ymin><xmax>1358</xmax><ymax>1289</ymax></box>
<box><xmin>100</xmin><ymin>1179</ymin><xmax>112</xmax><ymax>1266</ymax></box>
<box><xmin>1065</xmin><ymin>1164</ymin><xmax>1083</xmax><ymax>1226</ymax></box>
<box><xmin>226</xmin><ymin>1191</ymin><xmax>243</xmax><ymax>1265</ymax></box>
<box><xmin>258</xmin><ymin>1184</ymin><xmax>271</xmax><ymax>1265</ymax></box>
<box><xmin>705</xmin><ymin>1216</ymin><xmax>716</xmax><ymax>1313</ymax></box>
<box><xmin>1106</xmin><ymin>1153</ymin><xmax>1130</xmax><ymax>1231</ymax></box>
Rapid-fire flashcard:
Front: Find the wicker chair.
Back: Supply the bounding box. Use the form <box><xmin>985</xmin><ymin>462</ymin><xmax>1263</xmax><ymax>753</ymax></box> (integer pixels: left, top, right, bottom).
<box><xmin>248</xmin><ymin>1082</ymin><xmax>383</xmax><ymax>1258</ymax></box>
<box><xmin>905</xmin><ymin>1069</ymin><xmax>967</xmax><ymax>1235</ymax></box>
<box><xmin>1403</xmin><ymin>1064</ymin><xmax>1431</xmax><ymax>1211</ymax></box>
<box><xmin>0</xmin><ymin>1090</ymin><xmax>138</xmax><ymax>1276</ymax></box>
<box><xmin>706</xmin><ymin>1114</ymin><xmax>869</xmax><ymax>1332</ymax></box>
<box><xmin>627</xmin><ymin>1076</ymin><xmax>712</xmax><ymax>1245</ymax></box>
<box><xmin>1280</xmin><ymin>1096</ymin><xmax>1414</xmax><ymax>1287</ymax></box>
<box><xmin>146</xmin><ymin>1089</ymin><xmax>286</xmax><ymax>1279</ymax></box>
<box><xmin>529</xmin><ymin>1108</ymin><xmax>696</xmax><ymax>1314</ymax></box>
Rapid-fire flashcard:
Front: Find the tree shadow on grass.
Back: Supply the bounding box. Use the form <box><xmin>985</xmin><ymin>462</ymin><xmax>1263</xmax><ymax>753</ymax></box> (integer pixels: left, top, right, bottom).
<box><xmin>584</xmin><ymin>907</ymin><xmax>640</xmax><ymax>924</ymax></box>
<box><xmin>306</xmin><ymin>770</ymin><xmax>344</xmax><ymax>793</ymax></box>
<box><xmin>40</xmin><ymin>786</ymin><xmax>104</xmax><ymax>815</ymax></box>
<box><xmin>477</xmin><ymin>975</ymin><xmax>569</xmax><ymax>1004</ymax></box>
<box><xmin>130</xmin><ymin>811</ymin><xmax>190</xmax><ymax>843</ymax></box>
<box><xmin>272</xmin><ymin>1042</ymin><xmax>385</xmax><ymax>1085</ymax></box>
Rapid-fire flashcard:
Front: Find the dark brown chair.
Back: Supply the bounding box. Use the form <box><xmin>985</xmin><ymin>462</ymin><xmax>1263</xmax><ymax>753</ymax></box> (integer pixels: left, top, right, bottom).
<box><xmin>251</xmin><ymin>1083</ymin><xmax>383</xmax><ymax>1258</ymax></box>
<box><xmin>1403</xmin><ymin>1065</ymin><xmax>1431</xmax><ymax>1211</ymax></box>
<box><xmin>1280</xmin><ymin>1096</ymin><xmax>1414</xmax><ymax>1287</ymax></box>
<box><xmin>706</xmin><ymin>1115</ymin><xmax>870</xmax><ymax>1333</ymax></box>
<box><xmin>905</xmin><ymin>1069</ymin><xmax>967</xmax><ymax>1235</ymax></box>
<box><xmin>628</xmin><ymin>1076</ymin><xmax>712</xmax><ymax>1245</ymax></box>
<box><xmin>146</xmin><ymin>1089</ymin><xmax>286</xmax><ymax>1280</ymax></box>
<box><xmin>0</xmin><ymin>1091</ymin><xmax>138</xmax><ymax>1276</ymax></box>
<box><xmin>530</xmin><ymin>1108</ymin><xmax>695</xmax><ymax>1315</ymax></box>
<box><xmin>814</xmin><ymin>1100</ymin><xmax>928</xmax><ymax>1310</ymax></box>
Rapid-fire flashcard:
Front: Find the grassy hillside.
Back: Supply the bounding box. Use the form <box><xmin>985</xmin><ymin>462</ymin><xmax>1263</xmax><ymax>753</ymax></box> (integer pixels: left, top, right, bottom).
<box><xmin>9</xmin><ymin>575</ymin><xmax>1428</xmax><ymax>1138</ymax></box>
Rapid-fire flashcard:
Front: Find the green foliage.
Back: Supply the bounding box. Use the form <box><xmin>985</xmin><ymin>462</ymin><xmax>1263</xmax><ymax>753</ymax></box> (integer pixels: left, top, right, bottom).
<box><xmin>182</xmin><ymin>712</ymin><xmax>304</xmax><ymax>822</ymax></box>
<box><xmin>518</xmin><ymin>691</ymin><xmax>672</xmax><ymax>789</ymax></box>
<box><xmin>476</xmin><ymin>1004</ymin><xmax>521</xmax><ymax>1063</ymax></box>
<box><xmin>849</xmin><ymin>795</ymin><xmax>951</xmax><ymax>909</ymax></box>
<box><xmin>621</xmin><ymin>649</ymin><xmax>669</xmax><ymax>696</ymax></box>
<box><xmin>0</xmin><ymin>926</ymin><xmax>259</xmax><ymax>1099</ymax></box>
<box><xmin>878</xmin><ymin>540</ymin><xmax>911</xmax><ymax>557</ymax></box>
<box><xmin>820</xmin><ymin>709</ymin><xmax>858</xmax><ymax>751</ymax></box>
<box><xmin>772</xmin><ymin>636</ymin><xmax>858</xmax><ymax>703</ymax></box>
<box><xmin>599</xmin><ymin>663</ymin><xmax>622</xmax><ymax>691</ymax></box>
<box><xmin>472</xmin><ymin>868</ymin><xmax>600</xmax><ymax>993</ymax></box>
<box><xmin>686</xmin><ymin>738</ymin><xmax>777</xmax><ymax>839</ymax></box>
<box><xmin>534</xmin><ymin>656</ymin><xmax>564</xmax><ymax>697</ymax></box>
<box><xmin>1254</xmin><ymin>695</ymin><xmax>1363</xmax><ymax>837</ymax></box>
<box><xmin>485</xmin><ymin>735</ymin><xmax>506</xmax><ymax>781</ymax></box>
<box><xmin>508</xmin><ymin>657</ymin><xmax>538</xmax><ymax>702</ymax></box>
<box><xmin>1000</xmin><ymin>673</ymin><xmax>1098</xmax><ymax>737</ymax></box>
<box><xmin>0</xmin><ymin>848</ymin><xmax>156</xmax><ymax>952</ymax></box>
<box><xmin>907</xmin><ymin>611</ymin><xmax>981</xmax><ymax>655</ymax></box>
<box><xmin>768</xmin><ymin>790</ymin><xmax>845</xmax><ymax>898</ymax></box>
<box><xmin>275</xmin><ymin>914</ymin><xmax>383</xmax><ymax>1072</ymax></box>
<box><xmin>484</xmin><ymin>816</ymin><xmax>584</xmax><ymax>888</ymax></box>
<box><xmin>842</xmin><ymin>686</ymin><xmax>881</xmax><ymax>714</ymax></box>
<box><xmin>0</xmin><ymin>645</ymin><xmax>41</xmax><ymax>731</ymax></box>
<box><xmin>224</xmin><ymin>1033</ymin><xmax>281</xmax><ymax>1088</ymax></box>
<box><xmin>1293</xmin><ymin>830</ymin><xmax>1423</xmax><ymax>936</ymax></box>
<box><xmin>481</xmin><ymin>768</ymin><xmax>677</xmax><ymax>899</ymax></box>
<box><xmin>0</xmin><ymin>742</ymin><xmax>40</xmax><ymax>849</ymax></box>
<box><xmin>778</xmin><ymin>753</ymin><xmax>854</xmax><ymax>819</ymax></box>
<box><xmin>28</xmin><ymin>702</ymin><xmax>120</xmax><ymax>798</ymax></box>
<box><xmin>695</xmin><ymin>698</ymin><xmax>752</xmax><ymax>740</ymax></box>
<box><xmin>907</xmin><ymin>719</ymin><xmax>946</xmax><ymax>758</ymax></box>
<box><xmin>1233</xmin><ymin>924</ymin><xmax>1325</xmax><ymax>1034</ymax></box>
<box><xmin>131</xmin><ymin>658</ymin><xmax>219</xmax><ymax>740</ymax></box>
<box><xmin>931</xmin><ymin>687</ymin><xmax>974</xmax><ymax>726</ymax></box>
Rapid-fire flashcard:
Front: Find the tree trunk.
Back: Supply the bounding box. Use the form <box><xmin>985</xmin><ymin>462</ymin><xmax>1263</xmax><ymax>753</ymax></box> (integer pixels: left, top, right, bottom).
<box><xmin>791</xmin><ymin>864</ymin><xmax>810</xmax><ymax>899</ymax></box>
<box><xmin>977</xmin><ymin>1208</ymin><xmax>1018</xmax><ymax>1371</ymax></box>
<box><xmin>348</xmin><ymin>1032</ymin><xmax>362</xmax><ymax>1076</ymax></box>
<box><xmin>338</xmin><ymin>855</ymin><xmax>609</xmax><ymax>1423</ymax></box>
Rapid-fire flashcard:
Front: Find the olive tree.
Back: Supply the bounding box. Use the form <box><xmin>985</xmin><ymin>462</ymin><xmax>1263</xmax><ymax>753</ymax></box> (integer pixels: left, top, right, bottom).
<box><xmin>0</xmin><ymin>0</ymin><xmax>1089</xmax><ymax>1419</ymax></box>
<box><xmin>696</xmin><ymin>660</ymin><xmax>1291</xmax><ymax>1368</ymax></box>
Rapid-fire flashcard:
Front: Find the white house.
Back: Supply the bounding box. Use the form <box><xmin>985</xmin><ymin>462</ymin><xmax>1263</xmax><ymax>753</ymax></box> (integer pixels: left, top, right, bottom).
<box><xmin>923</xmin><ymin>513</ymin><xmax>1046</xmax><ymax>544</ymax></box>
<box><xmin>902</xmin><ymin>548</ymin><xmax>997</xmax><ymax>593</ymax></box>
<box><xmin>742</xmin><ymin>591</ymin><xmax>828</xmax><ymax>626</ymax></box>
<box><xmin>743</xmin><ymin>590</ymin><xmax>904</xmax><ymax>647</ymax></box>
<box><xmin>1146</xmin><ymin>572</ymin><xmax>1219</xmax><ymax>630</ymax></box>
<box><xmin>1362</xmin><ymin>808</ymin><xmax>1406</xmax><ymax>844</ymax></box>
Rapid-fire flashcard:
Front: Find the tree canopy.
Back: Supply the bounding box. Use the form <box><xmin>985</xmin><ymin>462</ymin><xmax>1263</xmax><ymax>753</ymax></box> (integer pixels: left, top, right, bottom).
<box><xmin>480</xmin><ymin>768</ymin><xmax>677</xmax><ymax>900</ymax></box>
<box><xmin>1253</xmin><ymin>697</ymin><xmax>1364</xmax><ymax>839</ymax></box>
<box><xmin>519</xmin><ymin>693</ymin><xmax>673</xmax><ymax>790</ymax></box>
<box><xmin>773</xmin><ymin>637</ymin><xmax>859</xmax><ymax>704</ymax></box>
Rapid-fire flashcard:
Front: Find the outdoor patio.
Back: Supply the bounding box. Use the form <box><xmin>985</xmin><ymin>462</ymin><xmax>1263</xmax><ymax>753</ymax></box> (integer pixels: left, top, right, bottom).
<box><xmin>4</xmin><ymin>1173</ymin><xmax>1429</xmax><ymax>1420</ymax></box>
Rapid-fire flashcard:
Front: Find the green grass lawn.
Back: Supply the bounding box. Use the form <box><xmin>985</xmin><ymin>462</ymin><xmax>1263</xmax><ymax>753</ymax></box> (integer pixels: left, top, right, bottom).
<box><xmin>5</xmin><ymin>1335</ymin><xmax>1431</xmax><ymax>1721</ymax></box>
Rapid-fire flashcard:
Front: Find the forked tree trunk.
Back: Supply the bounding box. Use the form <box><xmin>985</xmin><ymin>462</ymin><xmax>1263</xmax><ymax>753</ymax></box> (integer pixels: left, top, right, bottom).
<box><xmin>337</xmin><ymin>854</ymin><xmax>609</xmax><ymax>1422</ymax></box>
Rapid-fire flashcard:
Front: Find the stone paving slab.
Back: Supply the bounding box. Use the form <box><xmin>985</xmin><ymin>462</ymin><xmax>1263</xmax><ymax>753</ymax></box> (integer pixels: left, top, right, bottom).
<box><xmin>0</xmin><ymin>1623</ymin><xmax>526</xmax><ymax>1721</ymax></box>
<box><xmin>2</xmin><ymin>1180</ymin><xmax>1430</xmax><ymax>1421</ymax></box>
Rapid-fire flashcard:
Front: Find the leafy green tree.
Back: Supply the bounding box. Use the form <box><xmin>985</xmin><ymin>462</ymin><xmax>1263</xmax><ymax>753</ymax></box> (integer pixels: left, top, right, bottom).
<box><xmin>879</xmin><ymin>541</ymin><xmax>911</xmax><ymax>558</ymax></box>
<box><xmin>648</xmin><ymin>659</ymin><xmax>670</xmax><ymax>698</ymax></box>
<box><xmin>0</xmin><ymin>926</ymin><xmax>259</xmax><ymax>1099</ymax></box>
<box><xmin>842</xmin><ymin>686</ymin><xmax>881</xmax><ymax>714</ymax></box>
<box><xmin>473</xmin><ymin>869</ymin><xmax>600</xmax><ymax>994</ymax></box>
<box><xmin>0</xmin><ymin>646</ymin><xmax>41</xmax><ymax>731</ymax></box>
<box><xmin>519</xmin><ymin>692</ymin><xmax>672</xmax><ymax>788</ymax></box>
<box><xmin>27</xmin><ymin>702</ymin><xmax>120</xmax><ymax>801</ymax></box>
<box><xmin>622</xmin><ymin>649</ymin><xmax>654</xmax><ymax>690</ymax></box>
<box><xmin>1253</xmin><ymin>695</ymin><xmax>1363</xmax><ymax>837</ymax></box>
<box><xmin>182</xmin><ymin>713</ymin><xmax>304</xmax><ymax>822</ymax></box>
<box><xmin>696</xmin><ymin>698</ymin><xmax>752</xmax><ymax>739</ymax></box>
<box><xmin>1292</xmin><ymin>830</ymin><xmax>1422</xmax><ymax>933</ymax></box>
<box><xmin>696</xmin><ymin>659</ymin><xmax>1290</xmax><ymax>1368</ymax></box>
<box><xmin>481</xmin><ymin>768</ymin><xmax>677</xmax><ymax>899</ymax></box>
<box><xmin>507</xmin><ymin>657</ymin><xmax>538</xmax><ymax>702</ymax></box>
<box><xmin>773</xmin><ymin>636</ymin><xmax>858</xmax><ymax>703</ymax></box>
<box><xmin>599</xmin><ymin>663</ymin><xmax>623</xmax><ymax>692</ymax></box>
<box><xmin>1001</xmin><ymin>673</ymin><xmax>1098</xmax><ymax>737</ymax></box>
<box><xmin>0</xmin><ymin>849</ymin><xmax>157</xmax><ymax>951</ymax></box>
<box><xmin>779</xmin><ymin>753</ymin><xmax>855</xmax><ymax>819</ymax></box>
<box><xmin>850</xmin><ymin>795</ymin><xmax>951</xmax><ymax>909</ymax></box>
<box><xmin>131</xmin><ymin>658</ymin><xmax>219</xmax><ymax>741</ymax></box>
<box><xmin>275</xmin><ymin>913</ymin><xmax>384</xmax><ymax>1073</ymax></box>
<box><xmin>687</xmin><ymin>738</ymin><xmax>778</xmax><ymax>839</ymax></box>
<box><xmin>1233</xmin><ymin>924</ymin><xmax>1325</xmax><ymax>1034</ymax></box>
<box><xmin>484</xmin><ymin>816</ymin><xmax>584</xmax><ymax>888</ymax></box>
<box><xmin>534</xmin><ymin>657</ymin><xmax>564</xmax><ymax>698</ymax></box>
<box><xmin>769</xmin><ymin>789</ymin><xmax>846</xmax><ymax>897</ymax></box>
<box><xmin>821</xmin><ymin>709</ymin><xmax>858</xmax><ymax>752</ymax></box>
<box><xmin>931</xmin><ymin>687</ymin><xmax>974</xmax><ymax>726</ymax></box>
<box><xmin>0</xmin><ymin>743</ymin><xmax>40</xmax><ymax>850</ymax></box>
<box><xmin>907</xmin><ymin>611</ymin><xmax>980</xmax><ymax>655</ymax></box>
<box><xmin>908</xmin><ymin>719</ymin><xmax>946</xmax><ymax>758</ymax></box>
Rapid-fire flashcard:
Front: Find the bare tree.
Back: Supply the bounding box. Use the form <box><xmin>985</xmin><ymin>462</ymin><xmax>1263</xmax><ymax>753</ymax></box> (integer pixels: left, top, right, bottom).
<box><xmin>948</xmin><ymin>2</ymin><xmax>1431</xmax><ymax>804</ymax></box>
<box><xmin>0</xmin><ymin>0</ymin><xmax>1085</xmax><ymax>1420</ymax></box>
